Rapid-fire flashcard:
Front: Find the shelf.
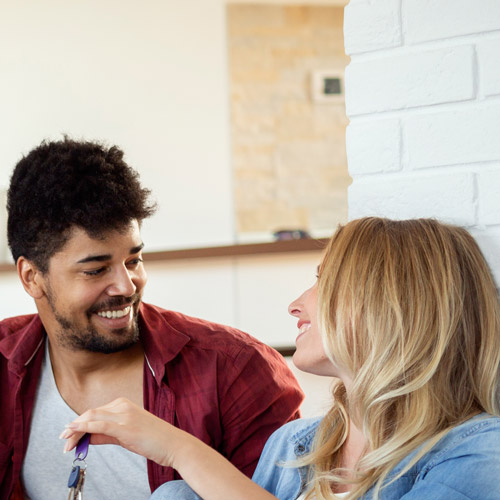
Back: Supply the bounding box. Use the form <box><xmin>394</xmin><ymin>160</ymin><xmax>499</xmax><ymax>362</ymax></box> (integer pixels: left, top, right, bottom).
<box><xmin>0</xmin><ymin>262</ymin><xmax>15</xmax><ymax>273</ymax></box>
<box><xmin>144</xmin><ymin>237</ymin><xmax>329</xmax><ymax>262</ymax></box>
<box><xmin>0</xmin><ymin>238</ymin><xmax>329</xmax><ymax>274</ymax></box>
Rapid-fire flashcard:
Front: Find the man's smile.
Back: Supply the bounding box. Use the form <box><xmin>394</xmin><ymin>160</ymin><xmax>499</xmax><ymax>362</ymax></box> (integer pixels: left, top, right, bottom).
<box><xmin>97</xmin><ymin>306</ymin><xmax>132</xmax><ymax>319</ymax></box>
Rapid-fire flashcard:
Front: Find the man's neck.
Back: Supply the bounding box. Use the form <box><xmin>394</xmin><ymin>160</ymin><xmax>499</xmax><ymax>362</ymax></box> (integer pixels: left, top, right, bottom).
<box><xmin>47</xmin><ymin>339</ymin><xmax>145</xmax><ymax>415</ymax></box>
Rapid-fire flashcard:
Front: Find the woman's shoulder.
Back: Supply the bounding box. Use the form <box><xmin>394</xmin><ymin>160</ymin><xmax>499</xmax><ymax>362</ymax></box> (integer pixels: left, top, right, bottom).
<box><xmin>415</xmin><ymin>414</ymin><xmax>500</xmax><ymax>479</ymax></box>
<box><xmin>254</xmin><ymin>417</ymin><xmax>323</xmax><ymax>472</ymax></box>
<box><xmin>396</xmin><ymin>414</ymin><xmax>500</xmax><ymax>498</ymax></box>
<box><xmin>429</xmin><ymin>413</ymin><xmax>500</xmax><ymax>460</ymax></box>
<box><xmin>265</xmin><ymin>416</ymin><xmax>323</xmax><ymax>448</ymax></box>
<box><xmin>252</xmin><ymin>417</ymin><xmax>323</xmax><ymax>498</ymax></box>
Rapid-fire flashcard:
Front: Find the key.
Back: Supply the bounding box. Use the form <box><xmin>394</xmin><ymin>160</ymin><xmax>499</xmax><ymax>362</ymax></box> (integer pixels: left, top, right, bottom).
<box><xmin>67</xmin><ymin>464</ymin><xmax>86</xmax><ymax>500</ymax></box>
<box><xmin>67</xmin><ymin>434</ymin><xmax>90</xmax><ymax>499</ymax></box>
<box><xmin>68</xmin><ymin>465</ymin><xmax>80</xmax><ymax>488</ymax></box>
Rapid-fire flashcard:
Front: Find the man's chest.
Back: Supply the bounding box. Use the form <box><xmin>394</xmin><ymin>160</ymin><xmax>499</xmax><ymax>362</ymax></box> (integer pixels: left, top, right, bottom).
<box><xmin>55</xmin><ymin>356</ymin><xmax>145</xmax><ymax>415</ymax></box>
<box><xmin>60</xmin><ymin>373</ymin><xmax>144</xmax><ymax>415</ymax></box>
<box><xmin>21</xmin><ymin>349</ymin><xmax>151</xmax><ymax>500</ymax></box>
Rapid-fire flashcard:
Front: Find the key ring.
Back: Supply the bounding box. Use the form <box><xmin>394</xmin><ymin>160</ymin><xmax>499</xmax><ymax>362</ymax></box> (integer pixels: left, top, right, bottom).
<box><xmin>72</xmin><ymin>458</ymin><xmax>88</xmax><ymax>469</ymax></box>
<box><xmin>67</xmin><ymin>433</ymin><xmax>90</xmax><ymax>498</ymax></box>
<box><xmin>75</xmin><ymin>433</ymin><xmax>90</xmax><ymax>461</ymax></box>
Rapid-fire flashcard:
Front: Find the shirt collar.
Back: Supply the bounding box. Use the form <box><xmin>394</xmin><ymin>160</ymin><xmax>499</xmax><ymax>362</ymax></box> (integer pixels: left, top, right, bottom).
<box><xmin>0</xmin><ymin>304</ymin><xmax>191</xmax><ymax>383</ymax></box>
<box><xmin>0</xmin><ymin>314</ymin><xmax>46</xmax><ymax>375</ymax></box>
<box><xmin>138</xmin><ymin>302</ymin><xmax>190</xmax><ymax>385</ymax></box>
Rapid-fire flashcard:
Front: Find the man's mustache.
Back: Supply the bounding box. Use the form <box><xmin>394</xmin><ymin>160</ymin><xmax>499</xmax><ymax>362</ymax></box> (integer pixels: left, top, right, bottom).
<box><xmin>87</xmin><ymin>293</ymin><xmax>141</xmax><ymax>314</ymax></box>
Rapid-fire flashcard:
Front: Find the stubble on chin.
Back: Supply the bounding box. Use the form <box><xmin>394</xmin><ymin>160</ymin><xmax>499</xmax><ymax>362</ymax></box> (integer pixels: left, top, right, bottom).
<box><xmin>55</xmin><ymin>311</ymin><xmax>141</xmax><ymax>354</ymax></box>
<box><xmin>46</xmin><ymin>285</ymin><xmax>143</xmax><ymax>354</ymax></box>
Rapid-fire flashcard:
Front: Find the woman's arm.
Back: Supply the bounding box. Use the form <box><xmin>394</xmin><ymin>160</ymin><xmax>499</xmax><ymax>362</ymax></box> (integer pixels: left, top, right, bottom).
<box><xmin>60</xmin><ymin>397</ymin><xmax>277</xmax><ymax>500</ymax></box>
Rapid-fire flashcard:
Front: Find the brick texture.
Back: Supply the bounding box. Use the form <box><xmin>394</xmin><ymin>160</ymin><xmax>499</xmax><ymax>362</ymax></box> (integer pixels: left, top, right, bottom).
<box><xmin>346</xmin><ymin>119</ymin><xmax>401</xmax><ymax>175</ymax></box>
<box><xmin>345</xmin><ymin>45</ymin><xmax>475</xmax><ymax>115</ymax></box>
<box><xmin>478</xmin><ymin>169</ymin><xmax>500</xmax><ymax>226</ymax></box>
<box><xmin>344</xmin><ymin>0</ymin><xmax>402</xmax><ymax>54</ymax></box>
<box><xmin>344</xmin><ymin>0</ymin><xmax>500</xmax><ymax>282</ymax></box>
<box><xmin>349</xmin><ymin>172</ymin><xmax>476</xmax><ymax>226</ymax></box>
<box><xmin>406</xmin><ymin>104</ymin><xmax>500</xmax><ymax>168</ymax></box>
<box><xmin>477</xmin><ymin>37</ymin><xmax>500</xmax><ymax>97</ymax></box>
<box><xmin>405</xmin><ymin>0</ymin><xmax>500</xmax><ymax>43</ymax></box>
<box><xmin>228</xmin><ymin>5</ymin><xmax>350</xmax><ymax>234</ymax></box>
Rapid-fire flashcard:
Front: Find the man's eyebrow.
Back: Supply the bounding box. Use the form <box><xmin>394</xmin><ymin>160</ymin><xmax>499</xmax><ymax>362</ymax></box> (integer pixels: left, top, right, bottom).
<box><xmin>76</xmin><ymin>243</ymin><xmax>144</xmax><ymax>264</ymax></box>
<box><xmin>76</xmin><ymin>254</ymin><xmax>112</xmax><ymax>264</ymax></box>
<box><xmin>131</xmin><ymin>243</ymin><xmax>144</xmax><ymax>254</ymax></box>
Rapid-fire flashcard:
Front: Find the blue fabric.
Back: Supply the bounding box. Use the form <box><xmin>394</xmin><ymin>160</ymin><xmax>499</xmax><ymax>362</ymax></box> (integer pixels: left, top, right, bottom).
<box><xmin>150</xmin><ymin>480</ymin><xmax>202</xmax><ymax>500</ymax></box>
<box><xmin>252</xmin><ymin>413</ymin><xmax>500</xmax><ymax>500</ymax></box>
<box><xmin>149</xmin><ymin>413</ymin><xmax>500</xmax><ymax>499</ymax></box>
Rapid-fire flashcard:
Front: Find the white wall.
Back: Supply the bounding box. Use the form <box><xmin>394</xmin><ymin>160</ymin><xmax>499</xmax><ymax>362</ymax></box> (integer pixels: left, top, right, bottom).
<box><xmin>0</xmin><ymin>0</ymin><xmax>236</xmax><ymax>320</ymax></box>
<box><xmin>0</xmin><ymin>0</ymin><xmax>337</xmax><ymax>416</ymax></box>
<box><xmin>344</xmin><ymin>0</ymin><xmax>500</xmax><ymax>284</ymax></box>
<box><xmin>0</xmin><ymin>0</ymin><xmax>234</xmax><ymax>252</ymax></box>
<box><xmin>0</xmin><ymin>0</ymin><xmax>336</xmax><ymax>345</ymax></box>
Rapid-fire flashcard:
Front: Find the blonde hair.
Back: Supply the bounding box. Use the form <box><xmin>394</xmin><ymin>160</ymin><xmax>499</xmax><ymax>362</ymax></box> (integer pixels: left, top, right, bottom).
<box><xmin>301</xmin><ymin>218</ymin><xmax>500</xmax><ymax>499</ymax></box>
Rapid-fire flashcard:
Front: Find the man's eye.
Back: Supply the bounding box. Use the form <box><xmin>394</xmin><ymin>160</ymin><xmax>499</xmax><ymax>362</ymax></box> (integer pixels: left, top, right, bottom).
<box><xmin>83</xmin><ymin>267</ymin><xmax>105</xmax><ymax>276</ymax></box>
<box><xmin>127</xmin><ymin>258</ymin><xmax>143</xmax><ymax>267</ymax></box>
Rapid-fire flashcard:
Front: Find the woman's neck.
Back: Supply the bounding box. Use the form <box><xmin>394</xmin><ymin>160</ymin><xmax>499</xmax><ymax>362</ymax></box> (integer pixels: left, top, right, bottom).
<box><xmin>334</xmin><ymin>418</ymin><xmax>367</xmax><ymax>494</ymax></box>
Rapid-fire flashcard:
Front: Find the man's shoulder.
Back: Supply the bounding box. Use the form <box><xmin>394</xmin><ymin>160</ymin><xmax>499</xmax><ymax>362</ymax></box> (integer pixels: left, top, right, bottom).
<box><xmin>0</xmin><ymin>314</ymin><xmax>39</xmax><ymax>339</ymax></box>
<box><xmin>142</xmin><ymin>302</ymin><xmax>278</xmax><ymax>360</ymax></box>
<box><xmin>0</xmin><ymin>314</ymin><xmax>43</xmax><ymax>364</ymax></box>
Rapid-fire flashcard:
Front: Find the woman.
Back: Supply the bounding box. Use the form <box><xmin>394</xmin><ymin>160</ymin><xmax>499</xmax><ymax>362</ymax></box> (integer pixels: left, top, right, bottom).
<box><xmin>62</xmin><ymin>218</ymin><xmax>500</xmax><ymax>499</ymax></box>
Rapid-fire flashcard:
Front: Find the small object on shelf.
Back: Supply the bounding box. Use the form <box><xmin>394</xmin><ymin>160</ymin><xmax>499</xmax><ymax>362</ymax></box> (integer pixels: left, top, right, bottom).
<box><xmin>273</xmin><ymin>229</ymin><xmax>311</xmax><ymax>241</ymax></box>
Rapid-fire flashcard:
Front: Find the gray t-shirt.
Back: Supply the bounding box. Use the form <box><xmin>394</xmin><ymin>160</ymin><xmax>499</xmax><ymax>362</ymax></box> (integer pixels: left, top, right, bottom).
<box><xmin>21</xmin><ymin>342</ymin><xmax>151</xmax><ymax>499</ymax></box>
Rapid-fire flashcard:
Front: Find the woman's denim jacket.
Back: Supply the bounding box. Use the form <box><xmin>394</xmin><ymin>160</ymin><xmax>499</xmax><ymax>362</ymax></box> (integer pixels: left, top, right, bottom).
<box><xmin>252</xmin><ymin>413</ymin><xmax>500</xmax><ymax>500</ymax></box>
<box><xmin>150</xmin><ymin>413</ymin><xmax>500</xmax><ymax>500</ymax></box>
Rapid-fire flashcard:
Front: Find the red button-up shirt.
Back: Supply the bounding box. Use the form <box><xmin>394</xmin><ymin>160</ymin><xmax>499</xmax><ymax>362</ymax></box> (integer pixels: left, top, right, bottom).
<box><xmin>0</xmin><ymin>302</ymin><xmax>304</xmax><ymax>499</ymax></box>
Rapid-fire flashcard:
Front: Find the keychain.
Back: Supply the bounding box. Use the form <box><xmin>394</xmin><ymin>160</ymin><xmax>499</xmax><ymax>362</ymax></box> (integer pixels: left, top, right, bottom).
<box><xmin>67</xmin><ymin>433</ymin><xmax>90</xmax><ymax>500</ymax></box>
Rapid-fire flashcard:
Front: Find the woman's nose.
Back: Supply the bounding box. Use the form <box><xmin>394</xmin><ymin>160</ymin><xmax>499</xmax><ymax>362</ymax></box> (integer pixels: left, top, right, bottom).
<box><xmin>288</xmin><ymin>294</ymin><xmax>303</xmax><ymax>317</ymax></box>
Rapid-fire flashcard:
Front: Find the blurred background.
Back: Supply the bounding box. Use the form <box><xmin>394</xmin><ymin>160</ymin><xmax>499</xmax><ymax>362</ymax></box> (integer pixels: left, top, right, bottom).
<box><xmin>0</xmin><ymin>0</ymin><xmax>350</xmax><ymax>416</ymax></box>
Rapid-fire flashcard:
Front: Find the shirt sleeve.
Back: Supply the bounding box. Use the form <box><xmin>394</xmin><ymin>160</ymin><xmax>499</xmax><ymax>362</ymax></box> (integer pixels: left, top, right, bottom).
<box><xmin>150</xmin><ymin>480</ymin><xmax>202</xmax><ymax>500</ymax></box>
<box><xmin>399</xmin><ymin>450</ymin><xmax>500</xmax><ymax>500</ymax></box>
<box><xmin>217</xmin><ymin>343</ymin><xmax>304</xmax><ymax>477</ymax></box>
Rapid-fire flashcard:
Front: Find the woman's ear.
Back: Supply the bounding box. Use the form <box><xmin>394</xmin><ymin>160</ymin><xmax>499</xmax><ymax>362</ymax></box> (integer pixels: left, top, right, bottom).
<box><xmin>17</xmin><ymin>257</ymin><xmax>46</xmax><ymax>299</ymax></box>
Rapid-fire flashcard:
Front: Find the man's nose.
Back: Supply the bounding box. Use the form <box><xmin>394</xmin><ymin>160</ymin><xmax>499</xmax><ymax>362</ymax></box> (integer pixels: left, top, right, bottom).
<box><xmin>107</xmin><ymin>267</ymin><xmax>136</xmax><ymax>297</ymax></box>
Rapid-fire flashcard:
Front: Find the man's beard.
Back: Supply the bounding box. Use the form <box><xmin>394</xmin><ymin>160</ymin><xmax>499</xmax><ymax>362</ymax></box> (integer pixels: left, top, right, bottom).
<box><xmin>47</xmin><ymin>289</ymin><xmax>142</xmax><ymax>354</ymax></box>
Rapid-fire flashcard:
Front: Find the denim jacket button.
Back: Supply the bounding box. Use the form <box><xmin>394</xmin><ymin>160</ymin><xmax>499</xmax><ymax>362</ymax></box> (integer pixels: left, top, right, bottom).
<box><xmin>296</xmin><ymin>444</ymin><xmax>305</xmax><ymax>453</ymax></box>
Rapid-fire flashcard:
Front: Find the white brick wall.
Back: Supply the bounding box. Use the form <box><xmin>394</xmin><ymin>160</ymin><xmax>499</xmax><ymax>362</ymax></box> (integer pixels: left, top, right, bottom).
<box><xmin>346</xmin><ymin>119</ymin><xmax>401</xmax><ymax>174</ymax></box>
<box><xmin>349</xmin><ymin>171</ymin><xmax>476</xmax><ymax>225</ymax></box>
<box><xmin>404</xmin><ymin>0</ymin><xmax>500</xmax><ymax>43</ymax></box>
<box><xmin>343</xmin><ymin>0</ymin><xmax>402</xmax><ymax>54</ymax></box>
<box><xmin>477</xmin><ymin>38</ymin><xmax>500</xmax><ymax>98</ymax></box>
<box><xmin>405</xmin><ymin>104</ymin><xmax>500</xmax><ymax>168</ymax></box>
<box><xmin>344</xmin><ymin>0</ymin><xmax>500</xmax><ymax>283</ymax></box>
<box><xmin>346</xmin><ymin>45</ymin><xmax>475</xmax><ymax>115</ymax></box>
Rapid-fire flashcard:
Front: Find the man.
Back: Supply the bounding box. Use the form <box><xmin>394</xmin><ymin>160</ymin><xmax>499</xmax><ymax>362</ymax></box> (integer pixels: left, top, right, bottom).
<box><xmin>0</xmin><ymin>138</ymin><xmax>303</xmax><ymax>499</ymax></box>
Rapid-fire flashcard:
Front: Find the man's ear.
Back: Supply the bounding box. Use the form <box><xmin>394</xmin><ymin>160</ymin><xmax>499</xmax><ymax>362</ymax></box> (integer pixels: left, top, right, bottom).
<box><xmin>17</xmin><ymin>257</ymin><xmax>46</xmax><ymax>299</ymax></box>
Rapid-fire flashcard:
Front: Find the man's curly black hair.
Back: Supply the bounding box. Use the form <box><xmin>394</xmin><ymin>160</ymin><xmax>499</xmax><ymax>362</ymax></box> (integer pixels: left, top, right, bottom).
<box><xmin>7</xmin><ymin>137</ymin><xmax>156</xmax><ymax>272</ymax></box>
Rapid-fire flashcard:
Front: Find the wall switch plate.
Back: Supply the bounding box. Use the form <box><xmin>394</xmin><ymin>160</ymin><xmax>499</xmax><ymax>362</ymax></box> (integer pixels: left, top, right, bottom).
<box><xmin>311</xmin><ymin>69</ymin><xmax>344</xmax><ymax>103</ymax></box>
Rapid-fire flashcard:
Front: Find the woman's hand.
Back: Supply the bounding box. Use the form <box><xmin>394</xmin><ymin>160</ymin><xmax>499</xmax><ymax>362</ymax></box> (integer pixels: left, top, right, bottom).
<box><xmin>59</xmin><ymin>397</ymin><xmax>176</xmax><ymax>467</ymax></box>
<box><xmin>60</xmin><ymin>397</ymin><xmax>278</xmax><ymax>500</ymax></box>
